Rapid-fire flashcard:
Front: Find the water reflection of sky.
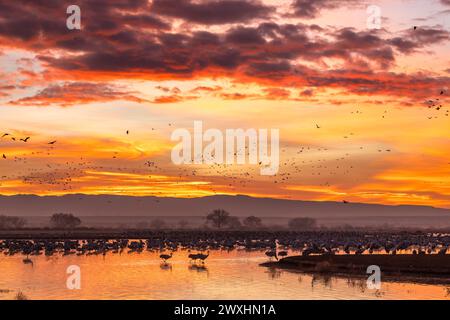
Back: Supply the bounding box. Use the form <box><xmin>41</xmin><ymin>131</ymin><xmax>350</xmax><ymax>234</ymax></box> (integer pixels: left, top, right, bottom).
<box><xmin>0</xmin><ymin>250</ymin><xmax>448</xmax><ymax>300</ymax></box>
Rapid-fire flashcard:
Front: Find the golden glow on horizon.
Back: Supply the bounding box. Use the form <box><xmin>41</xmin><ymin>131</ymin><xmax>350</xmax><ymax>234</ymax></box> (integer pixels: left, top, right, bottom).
<box><xmin>0</xmin><ymin>99</ymin><xmax>448</xmax><ymax>208</ymax></box>
<box><xmin>0</xmin><ymin>0</ymin><xmax>449</xmax><ymax>208</ymax></box>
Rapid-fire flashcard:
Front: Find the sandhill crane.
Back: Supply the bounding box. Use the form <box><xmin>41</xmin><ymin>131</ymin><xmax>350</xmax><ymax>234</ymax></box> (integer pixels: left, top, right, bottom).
<box><xmin>197</xmin><ymin>251</ymin><xmax>209</xmax><ymax>264</ymax></box>
<box><xmin>160</xmin><ymin>252</ymin><xmax>173</xmax><ymax>263</ymax></box>
<box><xmin>188</xmin><ymin>253</ymin><xmax>200</xmax><ymax>261</ymax></box>
<box><xmin>265</xmin><ymin>250</ymin><xmax>278</xmax><ymax>260</ymax></box>
<box><xmin>278</xmin><ymin>251</ymin><xmax>288</xmax><ymax>258</ymax></box>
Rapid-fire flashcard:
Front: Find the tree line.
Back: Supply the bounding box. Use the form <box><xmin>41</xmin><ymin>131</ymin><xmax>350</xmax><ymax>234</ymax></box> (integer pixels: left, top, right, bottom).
<box><xmin>205</xmin><ymin>209</ymin><xmax>317</xmax><ymax>230</ymax></box>
<box><xmin>0</xmin><ymin>210</ymin><xmax>318</xmax><ymax>231</ymax></box>
<box><xmin>0</xmin><ymin>213</ymin><xmax>81</xmax><ymax>230</ymax></box>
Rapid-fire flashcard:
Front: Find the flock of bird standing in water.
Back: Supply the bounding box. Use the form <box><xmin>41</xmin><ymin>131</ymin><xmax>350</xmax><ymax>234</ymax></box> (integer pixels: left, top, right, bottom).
<box><xmin>0</xmin><ymin>87</ymin><xmax>448</xmax><ymax>269</ymax></box>
<box><xmin>0</xmin><ymin>231</ymin><xmax>448</xmax><ymax>267</ymax></box>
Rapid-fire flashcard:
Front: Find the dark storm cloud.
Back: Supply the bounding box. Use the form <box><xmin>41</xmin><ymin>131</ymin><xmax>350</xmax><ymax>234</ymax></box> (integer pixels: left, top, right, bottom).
<box><xmin>226</xmin><ymin>27</ymin><xmax>266</xmax><ymax>44</ymax></box>
<box><xmin>0</xmin><ymin>1</ymin><xmax>449</xmax><ymax>100</ymax></box>
<box><xmin>151</xmin><ymin>0</ymin><xmax>273</xmax><ymax>25</ymax></box>
<box><xmin>246</xmin><ymin>61</ymin><xmax>292</xmax><ymax>78</ymax></box>
<box><xmin>388</xmin><ymin>37</ymin><xmax>418</xmax><ymax>54</ymax></box>
<box><xmin>0</xmin><ymin>0</ymin><xmax>168</xmax><ymax>43</ymax></box>
<box><xmin>407</xmin><ymin>26</ymin><xmax>450</xmax><ymax>45</ymax></box>
<box><xmin>290</xmin><ymin>0</ymin><xmax>364</xmax><ymax>18</ymax></box>
<box><xmin>389</xmin><ymin>27</ymin><xmax>450</xmax><ymax>53</ymax></box>
<box><xmin>334</xmin><ymin>28</ymin><xmax>384</xmax><ymax>50</ymax></box>
<box><xmin>9</xmin><ymin>82</ymin><xmax>148</xmax><ymax>106</ymax></box>
<box><xmin>37</xmin><ymin>24</ymin><xmax>402</xmax><ymax>76</ymax></box>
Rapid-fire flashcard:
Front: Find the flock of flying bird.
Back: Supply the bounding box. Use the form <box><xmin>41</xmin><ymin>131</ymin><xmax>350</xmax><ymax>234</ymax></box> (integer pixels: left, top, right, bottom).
<box><xmin>1</xmin><ymin>133</ymin><xmax>56</xmax><ymax>160</ymax></box>
<box><xmin>0</xmin><ymin>88</ymin><xmax>447</xmax><ymax>197</ymax></box>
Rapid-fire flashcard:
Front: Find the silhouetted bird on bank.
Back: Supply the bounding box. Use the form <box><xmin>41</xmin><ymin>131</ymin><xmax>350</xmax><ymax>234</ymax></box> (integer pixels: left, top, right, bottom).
<box><xmin>265</xmin><ymin>250</ymin><xmax>278</xmax><ymax>260</ymax></box>
<box><xmin>278</xmin><ymin>251</ymin><xmax>288</xmax><ymax>258</ymax></box>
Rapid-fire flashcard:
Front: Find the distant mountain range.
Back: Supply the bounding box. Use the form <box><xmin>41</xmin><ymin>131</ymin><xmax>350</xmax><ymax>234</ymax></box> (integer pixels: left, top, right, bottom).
<box><xmin>0</xmin><ymin>194</ymin><xmax>449</xmax><ymax>218</ymax></box>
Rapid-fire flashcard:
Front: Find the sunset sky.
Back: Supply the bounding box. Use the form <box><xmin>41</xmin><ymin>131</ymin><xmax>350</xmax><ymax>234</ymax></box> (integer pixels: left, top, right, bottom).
<box><xmin>0</xmin><ymin>0</ymin><xmax>449</xmax><ymax>208</ymax></box>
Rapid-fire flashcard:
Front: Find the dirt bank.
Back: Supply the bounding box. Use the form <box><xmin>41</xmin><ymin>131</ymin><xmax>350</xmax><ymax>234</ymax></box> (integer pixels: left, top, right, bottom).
<box><xmin>261</xmin><ymin>254</ymin><xmax>450</xmax><ymax>280</ymax></box>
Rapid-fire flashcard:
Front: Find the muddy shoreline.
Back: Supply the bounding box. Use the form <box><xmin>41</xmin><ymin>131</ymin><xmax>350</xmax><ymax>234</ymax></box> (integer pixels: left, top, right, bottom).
<box><xmin>261</xmin><ymin>254</ymin><xmax>450</xmax><ymax>285</ymax></box>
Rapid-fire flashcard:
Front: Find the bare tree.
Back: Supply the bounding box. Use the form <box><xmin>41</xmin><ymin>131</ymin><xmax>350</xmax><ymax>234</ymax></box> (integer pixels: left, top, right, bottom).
<box><xmin>243</xmin><ymin>216</ymin><xmax>262</xmax><ymax>228</ymax></box>
<box><xmin>50</xmin><ymin>213</ymin><xmax>81</xmax><ymax>229</ymax></box>
<box><xmin>206</xmin><ymin>209</ymin><xmax>231</xmax><ymax>229</ymax></box>
<box><xmin>0</xmin><ymin>216</ymin><xmax>27</xmax><ymax>229</ymax></box>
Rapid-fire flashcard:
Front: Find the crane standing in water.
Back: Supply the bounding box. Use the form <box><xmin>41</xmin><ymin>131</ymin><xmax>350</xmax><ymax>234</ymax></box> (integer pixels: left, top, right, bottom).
<box><xmin>196</xmin><ymin>251</ymin><xmax>210</xmax><ymax>264</ymax></box>
<box><xmin>159</xmin><ymin>252</ymin><xmax>173</xmax><ymax>263</ymax></box>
